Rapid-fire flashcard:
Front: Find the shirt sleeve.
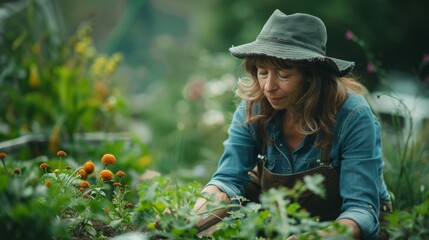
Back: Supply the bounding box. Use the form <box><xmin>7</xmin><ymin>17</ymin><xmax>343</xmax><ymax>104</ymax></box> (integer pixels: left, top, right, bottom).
<box><xmin>336</xmin><ymin>103</ymin><xmax>382</xmax><ymax>240</ymax></box>
<box><xmin>205</xmin><ymin>101</ymin><xmax>259</xmax><ymax>198</ymax></box>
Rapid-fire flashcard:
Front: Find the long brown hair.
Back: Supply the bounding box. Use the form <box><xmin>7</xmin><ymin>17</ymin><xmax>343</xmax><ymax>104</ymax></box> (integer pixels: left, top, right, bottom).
<box><xmin>235</xmin><ymin>56</ymin><xmax>365</xmax><ymax>148</ymax></box>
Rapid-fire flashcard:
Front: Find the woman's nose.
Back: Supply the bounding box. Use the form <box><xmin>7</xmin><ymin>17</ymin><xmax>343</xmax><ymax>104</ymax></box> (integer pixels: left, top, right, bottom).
<box><xmin>264</xmin><ymin>73</ymin><xmax>278</xmax><ymax>91</ymax></box>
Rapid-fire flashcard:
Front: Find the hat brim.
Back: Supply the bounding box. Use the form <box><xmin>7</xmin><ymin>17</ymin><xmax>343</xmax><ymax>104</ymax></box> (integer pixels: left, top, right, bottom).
<box><xmin>229</xmin><ymin>39</ymin><xmax>354</xmax><ymax>77</ymax></box>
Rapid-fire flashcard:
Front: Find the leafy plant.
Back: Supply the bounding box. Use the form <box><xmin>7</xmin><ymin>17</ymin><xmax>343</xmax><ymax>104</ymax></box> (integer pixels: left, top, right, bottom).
<box><xmin>0</xmin><ymin>1</ymin><xmax>127</xmax><ymax>156</ymax></box>
<box><xmin>0</xmin><ymin>150</ymin><xmax>136</xmax><ymax>239</ymax></box>
<box><xmin>133</xmin><ymin>174</ymin><xmax>353</xmax><ymax>239</ymax></box>
<box><xmin>384</xmin><ymin>192</ymin><xmax>429</xmax><ymax>239</ymax></box>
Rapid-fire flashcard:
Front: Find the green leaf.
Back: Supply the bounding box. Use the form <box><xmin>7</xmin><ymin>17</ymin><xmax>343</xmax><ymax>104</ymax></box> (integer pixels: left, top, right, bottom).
<box><xmin>109</xmin><ymin>219</ymin><xmax>123</xmax><ymax>228</ymax></box>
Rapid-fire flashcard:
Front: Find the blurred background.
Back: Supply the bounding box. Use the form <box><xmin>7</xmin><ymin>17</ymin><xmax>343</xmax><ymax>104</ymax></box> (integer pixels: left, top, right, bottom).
<box><xmin>1</xmin><ymin>0</ymin><xmax>429</xmax><ymax>202</ymax></box>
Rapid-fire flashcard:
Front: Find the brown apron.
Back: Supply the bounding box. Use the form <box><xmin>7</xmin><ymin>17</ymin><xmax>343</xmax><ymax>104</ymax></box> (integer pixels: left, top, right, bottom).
<box><xmin>245</xmin><ymin>143</ymin><xmax>393</xmax><ymax>239</ymax></box>
<box><xmin>245</xmin><ymin>143</ymin><xmax>341</xmax><ymax>221</ymax></box>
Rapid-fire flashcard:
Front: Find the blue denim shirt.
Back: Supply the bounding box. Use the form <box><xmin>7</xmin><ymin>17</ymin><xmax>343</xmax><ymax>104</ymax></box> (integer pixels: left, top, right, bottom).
<box><xmin>207</xmin><ymin>94</ymin><xmax>390</xmax><ymax>239</ymax></box>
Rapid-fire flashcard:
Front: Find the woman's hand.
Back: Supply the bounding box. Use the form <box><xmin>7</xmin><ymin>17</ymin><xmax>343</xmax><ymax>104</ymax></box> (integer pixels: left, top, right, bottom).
<box><xmin>192</xmin><ymin>185</ymin><xmax>231</xmax><ymax>233</ymax></box>
<box><xmin>286</xmin><ymin>218</ymin><xmax>360</xmax><ymax>240</ymax></box>
<box><xmin>153</xmin><ymin>185</ymin><xmax>231</xmax><ymax>234</ymax></box>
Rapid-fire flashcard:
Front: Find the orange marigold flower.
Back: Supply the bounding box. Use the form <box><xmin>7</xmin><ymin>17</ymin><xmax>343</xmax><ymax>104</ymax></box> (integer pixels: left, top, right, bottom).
<box><xmin>83</xmin><ymin>160</ymin><xmax>95</xmax><ymax>174</ymax></box>
<box><xmin>78</xmin><ymin>168</ymin><xmax>88</xmax><ymax>180</ymax></box>
<box><xmin>99</xmin><ymin>169</ymin><xmax>114</xmax><ymax>181</ymax></box>
<box><xmin>101</xmin><ymin>153</ymin><xmax>116</xmax><ymax>165</ymax></box>
<box><xmin>40</xmin><ymin>162</ymin><xmax>49</xmax><ymax>169</ymax></box>
<box><xmin>45</xmin><ymin>181</ymin><xmax>52</xmax><ymax>187</ymax></box>
<box><xmin>0</xmin><ymin>152</ymin><xmax>6</xmax><ymax>158</ymax></box>
<box><xmin>116</xmin><ymin>170</ymin><xmax>126</xmax><ymax>178</ymax></box>
<box><xmin>57</xmin><ymin>150</ymin><xmax>67</xmax><ymax>157</ymax></box>
<box><xmin>66</xmin><ymin>165</ymin><xmax>72</xmax><ymax>170</ymax></box>
<box><xmin>13</xmin><ymin>168</ymin><xmax>21</xmax><ymax>175</ymax></box>
<box><xmin>83</xmin><ymin>193</ymin><xmax>90</xmax><ymax>199</ymax></box>
<box><xmin>113</xmin><ymin>182</ymin><xmax>122</xmax><ymax>187</ymax></box>
<box><xmin>125</xmin><ymin>202</ymin><xmax>133</xmax><ymax>208</ymax></box>
<box><xmin>80</xmin><ymin>180</ymin><xmax>90</xmax><ymax>188</ymax></box>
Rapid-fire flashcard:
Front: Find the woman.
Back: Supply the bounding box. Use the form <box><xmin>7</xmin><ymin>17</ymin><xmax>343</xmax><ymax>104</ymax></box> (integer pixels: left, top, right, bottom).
<box><xmin>192</xmin><ymin>10</ymin><xmax>391</xmax><ymax>239</ymax></box>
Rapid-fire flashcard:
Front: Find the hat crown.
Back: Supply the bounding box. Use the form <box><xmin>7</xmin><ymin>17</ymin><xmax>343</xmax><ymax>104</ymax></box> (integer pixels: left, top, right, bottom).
<box><xmin>258</xmin><ymin>10</ymin><xmax>327</xmax><ymax>56</ymax></box>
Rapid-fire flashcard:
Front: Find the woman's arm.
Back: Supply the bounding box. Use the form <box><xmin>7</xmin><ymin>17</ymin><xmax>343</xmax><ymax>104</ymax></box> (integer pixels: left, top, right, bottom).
<box><xmin>192</xmin><ymin>185</ymin><xmax>231</xmax><ymax>232</ymax></box>
<box><xmin>337</xmin><ymin>218</ymin><xmax>361</xmax><ymax>238</ymax></box>
<box><xmin>336</xmin><ymin>98</ymin><xmax>383</xmax><ymax>239</ymax></box>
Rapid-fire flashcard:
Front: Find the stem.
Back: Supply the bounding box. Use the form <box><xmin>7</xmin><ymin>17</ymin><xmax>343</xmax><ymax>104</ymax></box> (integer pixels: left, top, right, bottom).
<box><xmin>1</xmin><ymin>158</ymin><xmax>11</xmax><ymax>179</ymax></box>
<box><xmin>276</xmin><ymin>195</ymin><xmax>290</xmax><ymax>236</ymax></box>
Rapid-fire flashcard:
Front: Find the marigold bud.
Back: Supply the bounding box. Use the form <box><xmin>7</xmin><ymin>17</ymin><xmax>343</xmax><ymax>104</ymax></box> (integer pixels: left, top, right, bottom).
<box><xmin>83</xmin><ymin>160</ymin><xmax>95</xmax><ymax>174</ymax></box>
<box><xmin>13</xmin><ymin>168</ymin><xmax>21</xmax><ymax>175</ymax></box>
<box><xmin>99</xmin><ymin>169</ymin><xmax>114</xmax><ymax>181</ymax></box>
<box><xmin>78</xmin><ymin>168</ymin><xmax>88</xmax><ymax>180</ymax></box>
<box><xmin>113</xmin><ymin>182</ymin><xmax>122</xmax><ymax>187</ymax></box>
<box><xmin>116</xmin><ymin>170</ymin><xmax>126</xmax><ymax>178</ymax></box>
<box><xmin>57</xmin><ymin>150</ymin><xmax>67</xmax><ymax>157</ymax></box>
<box><xmin>40</xmin><ymin>162</ymin><xmax>49</xmax><ymax>169</ymax></box>
<box><xmin>80</xmin><ymin>180</ymin><xmax>90</xmax><ymax>188</ymax></box>
<box><xmin>101</xmin><ymin>154</ymin><xmax>116</xmax><ymax>165</ymax></box>
<box><xmin>0</xmin><ymin>152</ymin><xmax>6</xmax><ymax>158</ymax></box>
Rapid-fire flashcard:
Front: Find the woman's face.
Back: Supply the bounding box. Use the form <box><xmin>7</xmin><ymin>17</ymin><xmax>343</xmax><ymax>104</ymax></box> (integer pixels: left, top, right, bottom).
<box><xmin>256</xmin><ymin>65</ymin><xmax>305</xmax><ymax>110</ymax></box>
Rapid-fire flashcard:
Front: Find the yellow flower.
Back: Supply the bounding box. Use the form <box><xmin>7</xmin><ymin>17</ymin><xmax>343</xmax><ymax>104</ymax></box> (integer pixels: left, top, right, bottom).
<box><xmin>39</xmin><ymin>162</ymin><xmax>49</xmax><ymax>169</ymax></box>
<box><xmin>49</xmin><ymin>126</ymin><xmax>60</xmax><ymax>154</ymax></box>
<box><xmin>54</xmin><ymin>169</ymin><xmax>60</xmax><ymax>174</ymax></box>
<box><xmin>83</xmin><ymin>160</ymin><xmax>95</xmax><ymax>174</ymax></box>
<box><xmin>28</xmin><ymin>64</ymin><xmax>40</xmax><ymax>88</ymax></box>
<box><xmin>99</xmin><ymin>169</ymin><xmax>114</xmax><ymax>181</ymax></box>
<box><xmin>44</xmin><ymin>181</ymin><xmax>52</xmax><ymax>188</ymax></box>
<box><xmin>80</xmin><ymin>180</ymin><xmax>90</xmax><ymax>189</ymax></box>
<box><xmin>101</xmin><ymin>154</ymin><xmax>116</xmax><ymax>166</ymax></box>
<box><xmin>138</xmin><ymin>155</ymin><xmax>152</xmax><ymax>168</ymax></box>
<box><xmin>90</xmin><ymin>55</ymin><xmax>107</xmax><ymax>76</ymax></box>
<box><xmin>105</xmin><ymin>53</ymin><xmax>123</xmax><ymax>75</ymax></box>
<box><xmin>116</xmin><ymin>170</ymin><xmax>126</xmax><ymax>178</ymax></box>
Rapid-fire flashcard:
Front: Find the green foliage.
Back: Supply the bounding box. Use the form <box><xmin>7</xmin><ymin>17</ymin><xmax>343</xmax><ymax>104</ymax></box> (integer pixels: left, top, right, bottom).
<box><xmin>133</xmin><ymin>175</ymin><xmax>353</xmax><ymax>239</ymax></box>
<box><xmin>0</xmin><ymin>150</ymin><xmax>136</xmax><ymax>239</ymax></box>
<box><xmin>0</xmin><ymin>1</ymin><xmax>127</xmax><ymax>155</ymax></box>
<box><xmin>0</xmin><ymin>175</ymin><xmax>68</xmax><ymax>239</ymax></box>
<box><xmin>384</xmin><ymin>192</ymin><xmax>429</xmax><ymax>239</ymax></box>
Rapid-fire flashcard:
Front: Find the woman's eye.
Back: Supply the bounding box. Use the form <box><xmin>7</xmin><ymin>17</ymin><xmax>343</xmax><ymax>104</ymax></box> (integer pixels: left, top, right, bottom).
<box><xmin>278</xmin><ymin>71</ymin><xmax>290</xmax><ymax>80</ymax></box>
<box><xmin>257</xmin><ymin>71</ymin><xmax>268</xmax><ymax>77</ymax></box>
<box><xmin>278</xmin><ymin>74</ymin><xmax>289</xmax><ymax>80</ymax></box>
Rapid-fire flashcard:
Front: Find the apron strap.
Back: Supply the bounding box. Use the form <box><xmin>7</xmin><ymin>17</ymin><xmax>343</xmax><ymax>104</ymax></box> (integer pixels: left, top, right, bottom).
<box><xmin>320</xmin><ymin>135</ymin><xmax>333</xmax><ymax>165</ymax></box>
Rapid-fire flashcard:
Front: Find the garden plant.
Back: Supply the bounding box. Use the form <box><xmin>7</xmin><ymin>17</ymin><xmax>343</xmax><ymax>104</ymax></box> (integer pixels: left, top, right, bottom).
<box><xmin>1</xmin><ymin>2</ymin><xmax>429</xmax><ymax>239</ymax></box>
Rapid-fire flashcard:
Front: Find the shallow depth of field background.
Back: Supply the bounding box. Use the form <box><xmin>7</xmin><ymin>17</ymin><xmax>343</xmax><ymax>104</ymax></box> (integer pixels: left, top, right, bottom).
<box><xmin>1</xmin><ymin>0</ymin><xmax>429</xmax><ymax>209</ymax></box>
